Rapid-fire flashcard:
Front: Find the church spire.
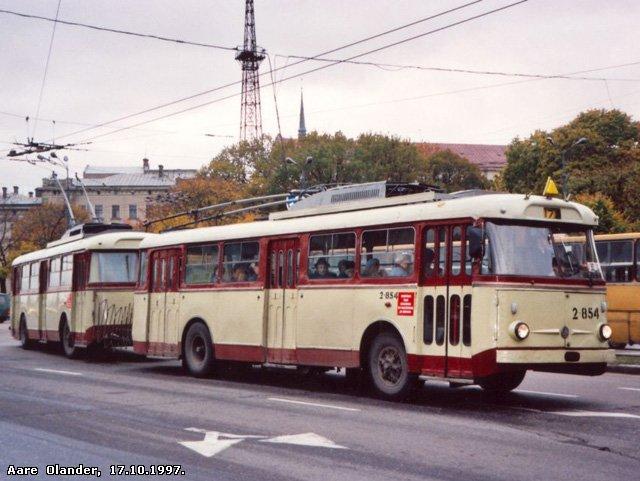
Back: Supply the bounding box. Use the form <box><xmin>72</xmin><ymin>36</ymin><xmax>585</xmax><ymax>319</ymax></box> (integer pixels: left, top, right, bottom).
<box><xmin>298</xmin><ymin>88</ymin><xmax>306</xmax><ymax>139</ymax></box>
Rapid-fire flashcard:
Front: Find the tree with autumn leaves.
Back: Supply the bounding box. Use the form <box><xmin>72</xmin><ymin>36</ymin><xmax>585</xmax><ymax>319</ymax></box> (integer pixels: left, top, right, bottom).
<box><xmin>0</xmin><ymin>203</ymin><xmax>88</xmax><ymax>292</ymax></box>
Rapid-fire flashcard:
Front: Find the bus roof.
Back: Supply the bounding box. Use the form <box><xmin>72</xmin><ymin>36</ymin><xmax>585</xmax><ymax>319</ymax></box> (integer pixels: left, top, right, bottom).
<box><xmin>12</xmin><ymin>231</ymin><xmax>154</xmax><ymax>266</ymax></box>
<box><xmin>594</xmin><ymin>232</ymin><xmax>640</xmax><ymax>241</ymax></box>
<box><xmin>141</xmin><ymin>193</ymin><xmax>599</xmax><ymax>250</ymax></box>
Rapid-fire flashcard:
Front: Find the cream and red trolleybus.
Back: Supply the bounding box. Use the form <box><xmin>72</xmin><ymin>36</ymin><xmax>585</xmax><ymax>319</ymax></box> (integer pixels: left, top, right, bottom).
<box><xmin>11</xmin><ymin>223</ymin><xmax>152</xmax><ymax>358</ymax></box>
<box><xmin>132</xmin><ymin>183</ymin><xmax>613</xmax><ymax>400</ymax></box>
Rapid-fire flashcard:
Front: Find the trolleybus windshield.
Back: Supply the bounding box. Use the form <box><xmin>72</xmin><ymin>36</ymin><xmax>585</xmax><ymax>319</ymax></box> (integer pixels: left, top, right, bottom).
<box><xmin>483</xmin><ymin>222</ymin><xmax>602</xmax><ymax>280</ymax></box>
<box><xmin>89</xmin><ymin>251</ymin><xmax>139</xmax><ymax>284</ymax></box>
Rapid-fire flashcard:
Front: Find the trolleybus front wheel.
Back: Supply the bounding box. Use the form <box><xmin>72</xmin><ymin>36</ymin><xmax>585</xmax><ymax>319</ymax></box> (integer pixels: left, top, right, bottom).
<box><xmin>19</xmin><ymin>318</ymin><xmax>34</xmax><ymax>350</ymax></box>
<box><xmin>60</xmin><ymin>318</ymin><xmax>80</xmax><ymax>359</ymax></box>
<box><xmin>183</xmin><ymin>322</ymin><xmax>215</xmax><ymax>377</ymax></box>
<box><xmin>367</xmin><ymin>332</ymin><xmax>415</xmax><ymax>401</ymax></box>
<box><xmin>478</xmin><ymin>370</ymin><xmax>526</xmax><ymax>394</ymax></box>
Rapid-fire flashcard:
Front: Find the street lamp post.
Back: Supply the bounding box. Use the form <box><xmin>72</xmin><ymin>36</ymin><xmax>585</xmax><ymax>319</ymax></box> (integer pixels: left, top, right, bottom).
<box><xmin>546</xmin><ymin>137</ymin><xmax>587</xmax><ymax>199</ymax></box>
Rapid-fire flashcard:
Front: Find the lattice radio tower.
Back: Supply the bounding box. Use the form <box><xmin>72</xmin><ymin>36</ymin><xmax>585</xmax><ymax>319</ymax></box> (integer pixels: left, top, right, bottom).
<box><xmin>236</xmin><ymin>0</ymin><xmax>265</xmax><ymax>141</ymax></box>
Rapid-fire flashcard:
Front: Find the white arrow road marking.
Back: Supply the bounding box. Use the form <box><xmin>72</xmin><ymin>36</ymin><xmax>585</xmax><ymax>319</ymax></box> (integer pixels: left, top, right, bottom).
<box><xmin>549</xmin><ymin>411</ymin><xmax>640</xmax><ymax>419</ymax></box>
<box><xmin>260</xmin><ymin>432</ymin><xmax>348</xmax><ymax>449</ymax></box>
<box><xmin>180</xmin><ymin>431</ymin><xmax>246</xmax><ymax>458</ymax></box>
<box><xmin>618</xmin><ymin>387</ymin><xmax>640</xmax><ymax>392</ymax></box>
<box><xmin>33</xmin><ymin>368</ymin><xmax>82</xmax><ymax>376</ymax></box>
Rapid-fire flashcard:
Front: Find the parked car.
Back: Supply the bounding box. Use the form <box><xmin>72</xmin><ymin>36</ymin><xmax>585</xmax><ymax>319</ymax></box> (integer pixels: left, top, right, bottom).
<box><xmin>0</xmin><ymin>293</ymin><xmax>9</xmax><ymax>322</ymax></box>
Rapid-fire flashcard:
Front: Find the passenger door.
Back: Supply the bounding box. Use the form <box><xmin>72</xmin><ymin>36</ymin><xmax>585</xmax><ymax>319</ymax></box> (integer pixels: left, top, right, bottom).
<box><xmin>266</xmin><ymin>239</ymin><xmax>300</xmax><ymax>363</ymax></box>
<box><xmin>422</xmin><ymin>224</ymin><xmax>473</xmax><ymax>378</ymax></box>
<box><xmin>150</xmin><ymin>249</ymin><xmax>180</xmax><ymax>355</ymax></box>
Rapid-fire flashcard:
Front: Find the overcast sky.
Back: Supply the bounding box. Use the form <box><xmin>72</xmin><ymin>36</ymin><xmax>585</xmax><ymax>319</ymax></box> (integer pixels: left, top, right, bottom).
<box><xmin>1</xmin><ymin>0</ymin><xmax>639</xmax><ymax>193</ymax></box>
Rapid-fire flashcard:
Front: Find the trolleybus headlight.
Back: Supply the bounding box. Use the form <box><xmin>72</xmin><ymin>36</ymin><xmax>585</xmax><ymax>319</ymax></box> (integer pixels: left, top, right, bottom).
<box><xmin>598</xmin><ymin>324</ymin><xmax>612</xmax><ymax>341</ymax></box>
<box><xmin>509</xmin><ymin>321</ymin><xmax>530</xmax><ymax>341</ymax></box>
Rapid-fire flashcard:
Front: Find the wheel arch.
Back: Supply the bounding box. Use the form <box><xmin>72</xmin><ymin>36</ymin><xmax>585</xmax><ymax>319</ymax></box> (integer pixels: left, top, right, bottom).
<box><xmin>358</xmin><ymin>318</ymin><xmax>407</xmax><ymax>369</ymax></box>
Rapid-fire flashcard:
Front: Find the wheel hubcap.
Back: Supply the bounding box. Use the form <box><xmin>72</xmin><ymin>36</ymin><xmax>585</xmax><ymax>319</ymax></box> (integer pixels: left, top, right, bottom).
<box><xmin>192</xmin><ymin>336</ymin><xmax>206</xmax><ymax>363</ymax></box>
<box><xmin>378</xmin><ymin>346</ymin><xmax>403</xmax><ymax>385</ymax></box>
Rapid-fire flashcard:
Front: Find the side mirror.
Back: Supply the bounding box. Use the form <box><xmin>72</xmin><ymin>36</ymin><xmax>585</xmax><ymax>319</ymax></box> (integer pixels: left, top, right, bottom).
<box><xmin>468</xmin><ymin>226</ymin><xmax>483</xmax><ymax>260</ymax></box>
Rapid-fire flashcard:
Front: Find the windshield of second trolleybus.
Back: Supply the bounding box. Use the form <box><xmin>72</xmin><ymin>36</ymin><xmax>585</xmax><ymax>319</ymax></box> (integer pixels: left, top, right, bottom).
<box><xmin>482</xmin><ymin>222</ymin><xmax>602</xmax><ymax>280</ymax></box>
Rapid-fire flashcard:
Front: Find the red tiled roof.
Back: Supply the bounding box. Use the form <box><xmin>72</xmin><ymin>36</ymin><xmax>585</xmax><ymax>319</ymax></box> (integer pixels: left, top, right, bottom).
<box><xmin>415</xmin><ymin>142</ymin><xmax>507</xmax><ymax>172</ymax></box>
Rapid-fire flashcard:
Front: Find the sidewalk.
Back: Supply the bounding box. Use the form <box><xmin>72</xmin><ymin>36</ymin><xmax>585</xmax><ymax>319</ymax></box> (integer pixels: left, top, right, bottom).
<box><xmin>607</xmin><ymin>346</ymin><xmax>640</xmax><ymax>374</ymax></box>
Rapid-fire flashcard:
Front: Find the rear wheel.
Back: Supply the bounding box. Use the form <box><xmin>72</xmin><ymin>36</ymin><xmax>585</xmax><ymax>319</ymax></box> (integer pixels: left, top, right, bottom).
<box><xmin>19</xmin><ymin>318</ymin><xmax>34</xmax><ymax>350</ymax></box>
<box><xmin>183</xmin><ymin>322</ymin><xmax>214</xmax><ymax>377</ymax></box>
<box><xmin>478</xmin><ymin>370</ymin><xmax>526</xmax><ymax>394</ymax></box>
<box><xmin>367</xmin><ymin>332</ymin><xmax>415</xmax><ymax>401</ymax></box>
<box><xmin>60</xmin><ymin>318</ymin><xmax>80</xmax><ymax>359</ymax></box>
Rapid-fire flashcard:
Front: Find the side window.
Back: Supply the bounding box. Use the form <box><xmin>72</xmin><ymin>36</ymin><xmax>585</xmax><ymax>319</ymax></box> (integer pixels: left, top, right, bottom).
<box><xmin>60</xmin><ymin>255</ymin><xmax>73</xmax><ymax>288</ymax></box>
<box><xmin>636</xmin><ymin>240</ymin><xmax>640</xmax><ymax>282</ymax></box>
<box><xmin>435</xmin><ymin>295</ymin><xmax>445</xmax><ymax>346</ymax></box>
<box><xmin>423</xmin><ymin>295</ymin><xmax>434</xmax><ymax>344</ymax></box>
<box><xmin>463</xmin><ymin>294</ymin><xmax>472</xmax><ymax>346</ymax></box>
<box><xmin>167</xmin><ymin>257</ymin><xmax>175</xmax><ymax>289</ymax></box>
<box><xmin>138</xmin><ymin>251</ymin><xmax>148</xmax><ymax>287</ymax></box>
<box><xmin>287</xmin><ymin>249</ymin><xmax>294</xmax><ymax>287</ymax></box>
<box><xmin>29</xmin><ymin>262</ymin><xmax>40</xmax><ymax>290</ymax></box>
<box><xmin>423</xmin><ymin>228</ymin><xmax>436</xmax><ymax>280</ymax></box>
<box><xmin>449</xmin><ymin>295</ymin><xmax>460</xmax><ymax>346</ymax></box>
<box><xmin>20</xmin><ymin>265</ymin><xmax>29</xmax><ymax>292</ymax></box>
<box><xmin>464</xmin><ymin>226</ymin><xmax>473</xmax><ymax>275</ymax></box>
<box><xmin>49</xmin><ymin>258</ymin><xmax>61</xmax><ymax>288</ymax></box>
<box><xmin>185</xmin><ymin>245</ymin><xmax>218</xmax><ymax>285</ymax></box>
<box><xmin>270</xmin><ymin>252</ymin><xmax>277</xmax><ymax>287</ymax></box>
<box><xmin>452</xmin><ymin>227</ymin><xmax>462</xmax><ymax>276</ymax></box>
<box><xmin>361</xmin><ymin>227</ymin><xmax>415</xmax><ymax>278</ymax></box>
<box><xmin>437</xmin><ymin>227</ymin><xmax>447</xmax><ymax>277</ymax></box>
<box><xmin>222</xmin><ymin>241</ymin><xmax>259</xmax><ymax>283</ymax></box>
<box><xmin>308</xmin><ymin>232</ymin><xmax>356</xmax><ymax>280</ymax></box>
<box><xmin>599</xmin><ymin>240</ymin><xmax>633</xmax><ymax>282</ymax></box>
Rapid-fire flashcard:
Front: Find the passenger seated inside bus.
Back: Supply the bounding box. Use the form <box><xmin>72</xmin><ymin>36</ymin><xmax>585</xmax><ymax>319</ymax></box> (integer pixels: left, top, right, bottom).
<box><xmin>310</xmin><ymin>258</ymin><xmax>337</xmax><ymax>279</ymax></box>
<box><xmin>337</xmin><ymin>259</ymin><xmax>355</xmax><ymax>278</ymax></box>
<box><xmin>362</xmin><ymin>258</ymin><xmax>384</xmax><ymax>277</ymax></box>
<box><xmin>388</xmin><ymin>253</ymin><xmax>413</xmax><ymax>276</ymax></box>
<box><xmin>232</xmin><ymin>264</ymin><xmax>248</xmax><ymax>282</ymax></box>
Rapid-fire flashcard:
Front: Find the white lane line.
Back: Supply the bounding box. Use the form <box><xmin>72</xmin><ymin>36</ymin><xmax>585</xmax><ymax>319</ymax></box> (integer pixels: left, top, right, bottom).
<box><xmin>33</xmin><ymin>368</ymin><xmax>83</xmax><ymax>376</ymax></box>
<box><xmin>618</xmin><ymin>387</ymin><xmax>640</xmax><ymax>392</ymax></box>
<box><xmin>268</xmin><ymin>397</ymin><xmax>360</xmax><ymax>412</ymax></box>
<box><xmin>515</xmin><ymin>389</ymin><xmax>579</xmax><ymax>399</ymax></box>
<box><xmin>549</xmin><ymin>410</ymin><xmax>640</xmax><ymax>419</ymax></box>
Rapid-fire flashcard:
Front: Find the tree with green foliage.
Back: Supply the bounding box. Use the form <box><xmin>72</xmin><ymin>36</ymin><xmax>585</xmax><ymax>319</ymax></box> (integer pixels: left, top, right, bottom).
<box><xmin>420</xmin><ymin>150</ymin><xmax>488</xmax><ymax>192</ymax></box>
<box><xmin>502</xmin><ymin>109</ymin><xmax>640</xmax><ymax>227</ymax></box>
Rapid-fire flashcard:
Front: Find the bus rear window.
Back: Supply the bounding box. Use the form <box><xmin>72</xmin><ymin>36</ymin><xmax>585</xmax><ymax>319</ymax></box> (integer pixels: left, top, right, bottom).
<box><xmin>89</xmin><ymin>252</ymin><xmax>138</xmax><ymax>284</ymax></box>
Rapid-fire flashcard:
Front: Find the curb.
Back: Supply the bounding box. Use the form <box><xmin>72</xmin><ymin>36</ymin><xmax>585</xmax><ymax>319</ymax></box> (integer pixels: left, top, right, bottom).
<box><xmin>607</xmin><ymin>364</ymin><xmax>640</xmax><ymax>375</ymax></box>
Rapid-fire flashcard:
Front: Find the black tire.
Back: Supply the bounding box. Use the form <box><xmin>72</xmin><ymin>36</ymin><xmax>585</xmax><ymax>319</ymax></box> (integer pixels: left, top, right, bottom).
<box><xmin>367</xmin><ymin>332</ymin><xmax>415</xmax><ymax>401</ymax></box>
<box><xmin>60</xmin><ymin>318</ymin><xmax>80</xmax><ymax>359</ymax></box>
<box><xmin>183</xmin><ymin>322</ymin><xmax>215</xmax><ymax>377</ymax></box>
<box><xmin>478</xmin><ymin>370</ymin><xmax>526</xmax><ymax>394</ymax></box>
<box><xmin>19</xmin><ymin>318</ymin><xmax>34</xmax><ymax>350</ymax></box>
<box><xmin>608</xmin><ymin>341</ymin><xmax>627</xmax><ymax>350</ymax></box>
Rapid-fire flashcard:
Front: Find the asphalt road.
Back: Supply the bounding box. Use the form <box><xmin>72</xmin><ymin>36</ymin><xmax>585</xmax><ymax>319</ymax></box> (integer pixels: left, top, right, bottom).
<box><xmin>1</xmin><ymin>325</ymin><xmax>639</xmax><ymax>481</ymax></box>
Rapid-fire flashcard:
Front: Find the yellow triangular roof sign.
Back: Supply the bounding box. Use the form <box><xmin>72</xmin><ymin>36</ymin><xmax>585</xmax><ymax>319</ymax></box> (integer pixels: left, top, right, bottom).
<box><xmin>543</xmin><ymin>177</ymin><xmax>559</xmax><ymax>197</ymax></box>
